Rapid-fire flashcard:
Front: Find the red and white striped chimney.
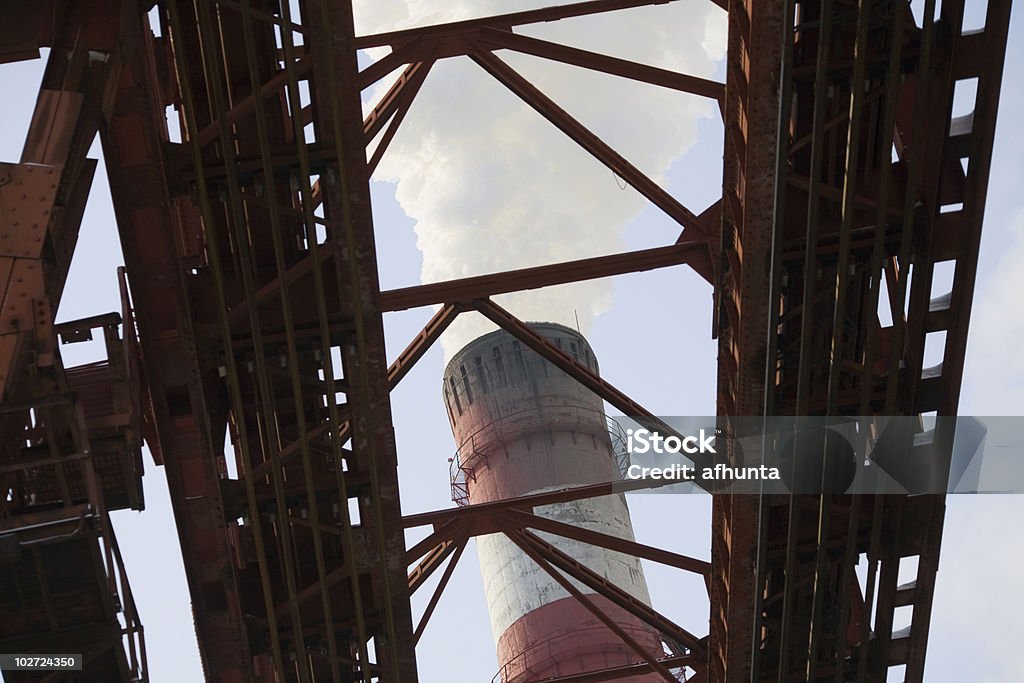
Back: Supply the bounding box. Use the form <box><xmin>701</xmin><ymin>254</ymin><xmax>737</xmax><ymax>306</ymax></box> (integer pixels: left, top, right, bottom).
<box><xmin>443</xmin><ymin>323</ymin><xmax>665</xmax><ymax>682</ymax></box>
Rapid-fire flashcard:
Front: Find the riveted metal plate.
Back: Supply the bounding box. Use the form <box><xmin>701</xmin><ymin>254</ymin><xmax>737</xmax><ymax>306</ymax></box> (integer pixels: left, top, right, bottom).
<box><xmin>0</xmin><ymin>162</ymin><xmax>61</xmax><ymax>259</ymax></box>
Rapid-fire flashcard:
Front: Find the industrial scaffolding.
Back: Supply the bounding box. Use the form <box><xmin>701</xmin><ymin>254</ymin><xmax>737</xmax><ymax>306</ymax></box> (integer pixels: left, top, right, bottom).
<box><xmin>0</xmin><ymin>1</ymin><xmax>1012</xmax><ymax>681</ymax></box>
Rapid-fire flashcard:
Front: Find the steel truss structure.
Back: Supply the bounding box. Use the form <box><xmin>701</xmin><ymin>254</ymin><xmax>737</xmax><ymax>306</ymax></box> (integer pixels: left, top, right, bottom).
<box><xmin>0</xmin><ymin>0</ymin><xmax>1011</xmax><ymax>682</ymax></box>
<box><xmin>713</xmin><ymin>1</ymin><xmax>1010</xmax><ymax>679</ymax></box>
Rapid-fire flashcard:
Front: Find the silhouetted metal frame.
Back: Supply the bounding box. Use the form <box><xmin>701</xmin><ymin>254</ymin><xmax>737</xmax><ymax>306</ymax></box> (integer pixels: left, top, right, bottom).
<box><xmin>3</xmin><ymin>0</ymin><xmax>1011</xmax><ymax>681</ymax></box>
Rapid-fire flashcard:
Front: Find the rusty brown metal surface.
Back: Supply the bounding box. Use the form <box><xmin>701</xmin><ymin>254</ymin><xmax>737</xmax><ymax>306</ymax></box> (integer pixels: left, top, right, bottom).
<box><xmin>0</xmin><ymin>315</ymin><xmax>149</xmax><ymax>683</ymax></box>
<box><xmin>0</xmin><ymin>3</ymin><xmax>150</xmax><ymax>678</ymax></box>
<box><xmin>132</xmin><ymin>1</ymin><xmax>722</xmax><ymax>678</ymax></box>
<box><xmin>709</xmin><ymin>0</ymin><xmax>786</xmax><ymax>678</ymax></box>
<box><xmin>713</xmin><ymin>1</ymin><xmax>1012</xmax><ymax>681</ymax></box>
<box><xmin>379</xmin><ymin>243</ymin><xmax>703</xmax><ymax>312</ymax></box>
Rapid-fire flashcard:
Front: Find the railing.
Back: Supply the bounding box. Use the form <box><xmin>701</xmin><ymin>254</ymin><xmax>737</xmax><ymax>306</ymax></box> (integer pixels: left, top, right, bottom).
<box><xmin>0</xmin><ymin>504</ymin><xmax>148</xmax><ymax>681</ymax></box>
<box><xmin>0</xmin><ymin>313</ymin><xmax>143</xmax><ymax>515</ymax></box>
<box><xmin>106</xmin><ymin>525</ymin><xmax>149</xmax><ymax>682</ymax></box>
<box><xmin>0</xmin><ymin>310</ymin><xmax>148</xmax><ymax>681</ymax></box>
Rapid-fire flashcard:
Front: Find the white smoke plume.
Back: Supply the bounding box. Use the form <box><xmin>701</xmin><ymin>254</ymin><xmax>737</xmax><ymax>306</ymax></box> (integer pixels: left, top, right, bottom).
<box><xmin>353</xmin><ymin>1</ymin><xmax>727</xmax><ymax>359</ymax></box>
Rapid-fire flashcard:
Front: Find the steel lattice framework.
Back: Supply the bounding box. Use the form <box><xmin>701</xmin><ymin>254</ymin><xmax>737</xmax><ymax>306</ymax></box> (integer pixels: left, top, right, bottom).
<box><xmin>0</xmin><ymin>0</ymin><xmax>1011</xmax><ymax>682</ymax></box>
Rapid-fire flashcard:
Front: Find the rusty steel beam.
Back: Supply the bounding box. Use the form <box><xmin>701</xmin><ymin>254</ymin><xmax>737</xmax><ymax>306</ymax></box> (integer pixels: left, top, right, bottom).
<box><xmin>504</xmin><ymin>526</ymin><xmax>682</xmax><ymax>683</ymax></box>
<box><xmin>1</xmin><ymin>5</ymin><xmax>123</xmax><ymax>400</ymax></box>
<box><xmin>246</xmin><ymin>297</ymin><xmax>452</xmax><ymax>484</ymax></box>
<box><xmin>156</xmin><ymin>0</ymin><xmax>412</xmax><ymax>678</ymax></box>
<box><xmin>473</xmin><ymin>27</ymin><xmax>724</xmax><ymax>101</ymax></box>
<box><xmin>195</xmin><ymin>56</ymin><xmax>313</xmax><ymax>147</ymax></box>
<box><xmin>407</xmin><ymin>533</ymin><xmax>463</xmax><ymax>595</ymax></box>
<box><xmin>932</xmin><ymin>0</ymin><xmax>1013</xmax><ymax>417</ymax></box>
<box><xmin>224</xmin><ymin>242</ymin><xmax>335</xmax><ymax>325</ymax></box>
<box><xmin>0</xmin><ymin>1</ymin><xmax>57</xmax><ymax>64</ymax></box>
<box><xmin>379</xmin><ymin>243</ymin><xmax>705</xmax><ymax>311</ymax></box>
<box><xmin>0</xmin><ymin>5</ymin><xmax>151</xmax><ymax>681</ymax></box>
<box><xmin>405</xmin><ymin>517</ymin><xmax>468</xmax><ymax>564</ymax></box>
<box><xmin>499</xmin><ymin>507</ymin><xmax>711</xmax><ymax>579</ymax></box>
<box><xmin>271</xmin><ymin>564</ymin><xmax>354</xmax><ymax>622</ymax></box>
<box><xmin>354</xmin><ymin>0</ymin><xmax>697</xmax><ymax>50</ymax></box>
<box><xmin>104</xmin><ymin>5</ymin><xmax>255</xmax><ymax>679</ymax></box>
<box><xmin>357</xmin><ymin>35</ymin><xmax>432</xmax><ymax>88</ymax></box>
<box><xmin>354</xmin><ymin>8</ymin><xmax>725</xmax><ymax>190</ymax></box>
<box><xmin>475</xmin><ymin>299</ymin><xmax>717</xmax><ymax>476</ymax></box>
<box><xmin>475</xmin><ymin>298</ymin><xmax>665</xmax><ymax>424</ymax></box>
<box><xmin>806</xmin><ymin>1</ymin><xmax>874</xmax><ymax>675</ymax></box>
<box><xmin>364</xmin><ymin>61</ymin><xmax>433</xmax><ymax>143</ymax></box>
<box><xmin>305</xmin><ymin>1</ymin><xmax>419</xmax><ymax>678</ymax></box>
<box><xmin>514</xmin><ymin>527</ymin><xmax>707</xmax><ymax>657</ymax></box>
<box><xmin>365</xmin><ymin>60</ymin><xmax>435</xmax><ymax>176</ymax></box>
<box><xmin>402</xmin><ymin>476</ymin><xmax>676</xmax><ymax>530</ymax></box>
<box><xmin>246</xmin><ymin>419</ymin><xmax>338</xmax><ymax>481</ymax></box>
<box><xmin>711</xmin><ymin>0</ymin><xmax>1012</xmax><ymax>681</ymax></box>
<box><xmin>176</xmin><ymin>1</ymin><xmax>323</xmax><ymax>677</ymax></box>
<box><xmin>359</xmin><ymin>24</ymin><xmax>723</xmax><ymax>99</ymax></box>
<box><xmin>711</xmin><ymin>0</ymin><xmax>790</xmax><ymax>677</ymax></box>
<box><xmin>412</xmin><ymin>536</ymin><xmax>466</xmax><ymax>643</ymax></box>
<box><xmin>403</xmin><ymin>504</ymin><xmax>712</xmax><ymax>624</ymax></box>
<box><xmin>388</xmin><ymin>303</ymin><xmax>460</xmax><ymax>388</ymax></box>
<box><xmin>0</xmin><ymin>164</ymin><xmax>61</xmax><ymax>399</ymax></box>
<box><xmin>352</xmin><ymin>16</ymin><xmax>719</xmax><ymax>280</ymax></box>
<box><xmin>470</xmin><ymin>48</ymin><xmax>713</xmax><ymax>278</ymax></box>
<box><xmin>503</xmin><ymin>528</ymin><xmax>679</xmax><ymax>679</ymax></box>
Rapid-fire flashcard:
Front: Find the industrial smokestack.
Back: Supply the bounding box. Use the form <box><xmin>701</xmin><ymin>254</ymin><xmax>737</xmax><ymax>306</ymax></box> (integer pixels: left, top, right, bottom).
<box><xmin>443</xmin><ymin>323</ymin><xmax>664</xmax><ymax>681</ymax></box>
